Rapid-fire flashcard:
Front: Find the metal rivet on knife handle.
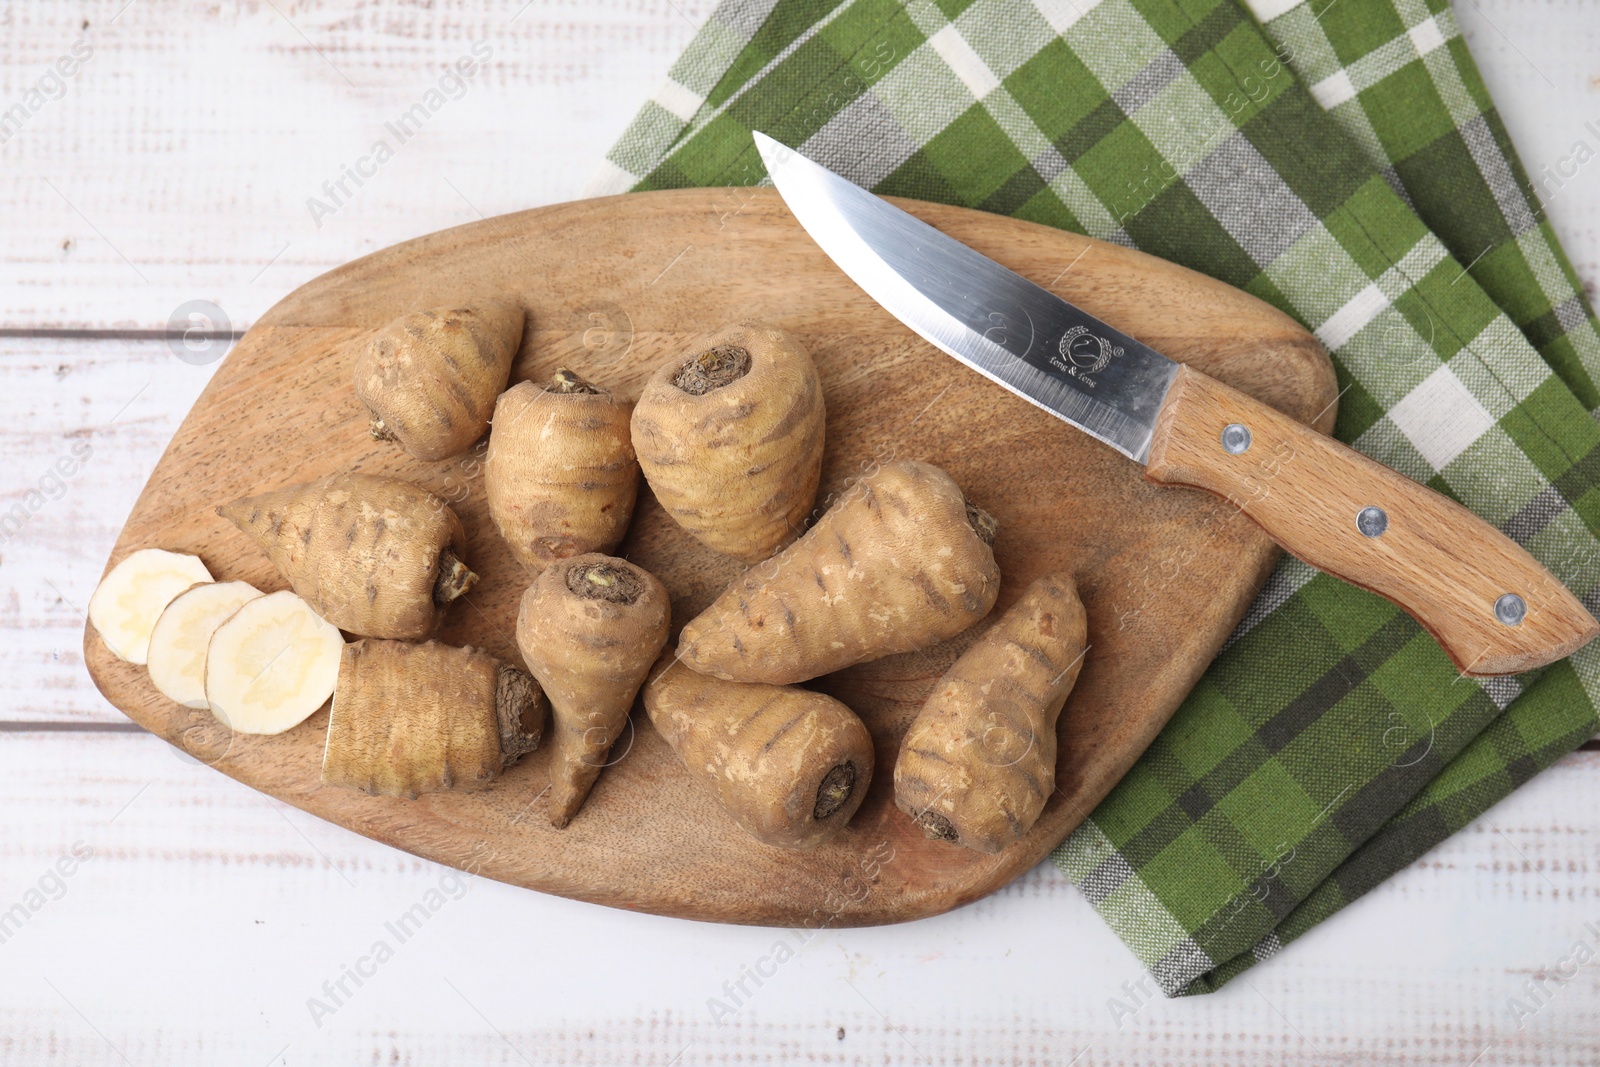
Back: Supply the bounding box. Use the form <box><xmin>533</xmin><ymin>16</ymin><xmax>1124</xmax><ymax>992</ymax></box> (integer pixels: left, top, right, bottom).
<box><xmin>1495</xmin><ymin>593</ymin><xmax>1527</xmax><ymax>626</ymax></box>
<box><xmin>1356</xmin><ymin>506</ymin><xmax>1388</xmax><ymax>538</ymax></box>
<box><xmin>1220</xmin><ymin>423</ymin><xmax>1252</xmax><ymax>455</ymax></box>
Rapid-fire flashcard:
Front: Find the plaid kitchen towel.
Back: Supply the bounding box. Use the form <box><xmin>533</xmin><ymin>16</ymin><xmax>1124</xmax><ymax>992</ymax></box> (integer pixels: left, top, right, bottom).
<box><xmin>1248</xmin><ymin>0</ymin><xmax>1600</xmax><ymax>412</ymax></box>
<box><xmin>595</xmin><ymin>0</ymin><xmax>1600</xmax><ymax>995</ymax></box>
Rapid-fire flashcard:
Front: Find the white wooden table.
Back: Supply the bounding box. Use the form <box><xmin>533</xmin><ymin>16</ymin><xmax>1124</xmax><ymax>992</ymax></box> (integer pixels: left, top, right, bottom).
<box><xmin>4</xmin><ymin>2</ymin><xmax>1599</xmax><ymax>1063</ymax></box>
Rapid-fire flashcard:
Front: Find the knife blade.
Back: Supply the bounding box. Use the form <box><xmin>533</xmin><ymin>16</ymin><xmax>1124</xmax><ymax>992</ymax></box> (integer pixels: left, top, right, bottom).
<box><xmin>753</xmin><ymin>130</ymin><xmax>1598</xmax><ymax>676</ymax></box>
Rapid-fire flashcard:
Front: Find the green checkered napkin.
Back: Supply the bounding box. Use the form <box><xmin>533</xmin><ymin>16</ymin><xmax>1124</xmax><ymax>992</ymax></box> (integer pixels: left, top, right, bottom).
<box><xmin>596</xmin><ymin>0</ymin><xmax>1600</xmax><ymax>995</ymax></box>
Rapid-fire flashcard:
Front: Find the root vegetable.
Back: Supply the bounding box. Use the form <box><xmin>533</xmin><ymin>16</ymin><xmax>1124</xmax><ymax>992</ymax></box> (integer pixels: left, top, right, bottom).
<box><xmin>677</xmin><ymin>460</ymin><xmax>1000</xmax><ymax>685</ymax></box>
<box><xmin>205</xmin><ymin>591</ymin><xmax>344</xmax><ymax>735</ymax></box>
<box><xmin>88</xmin><ymin>548</ymin><xmax>214</xmax><ymax>664</ymax></box>
<box><xmin>631</xmin><ymin>321</ymin><xmax>825</xmax><ymax>562</ymax></box>
<box><xmin>354</xmin><ymin>301</ymin><xmax>525</xmax><ymax>461</ymax></box>
<box><xmin>894</xmin><ymin>575</ymin><xmax>1088</xmax><ymax>853</ymax></box>
<box><xmin>217</xmin><ymin>473</ymin><xmax>476</xmax><ymax>640</ymax></box>
<box><xmin>147</xmin><ymin>581</ymin><xmax>264</xmax><ymax>708</ymax></box>
<box><xmin>643</xmin><ymin>659</ymin><xmax>874</xmax><ymax>849</ymax></box>
<box><xmin>485</xmin><ymin>369</ymin><xmax>639</xmax><ymax>574</ymax></box>
<box><xmin>515</xmin><ymin>554</ymin><xmax>669</xmax><ymax>827</ymax></box>
<box><xmin>322</xmin><ymin>639</ymin><xmax>546</xmax><ymax>799</ymax></box>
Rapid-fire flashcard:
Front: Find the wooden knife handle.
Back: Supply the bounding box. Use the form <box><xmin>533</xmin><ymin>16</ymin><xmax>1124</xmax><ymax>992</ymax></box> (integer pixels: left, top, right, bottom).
<box><xmin>1145</xmin><ymin>363</ymin><xmax>1598</xmax><ymax>676</ymax></box>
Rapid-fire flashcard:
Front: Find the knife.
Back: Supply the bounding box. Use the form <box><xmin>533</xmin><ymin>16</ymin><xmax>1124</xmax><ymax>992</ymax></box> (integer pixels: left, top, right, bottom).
<box><xmin>752</xmin><ymin>130</ymin><xmax>1598</xmax><ymax>677</ymax></box>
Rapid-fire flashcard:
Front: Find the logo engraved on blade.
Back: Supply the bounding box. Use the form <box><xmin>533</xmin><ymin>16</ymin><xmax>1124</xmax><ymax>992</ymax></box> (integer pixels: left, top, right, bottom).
<box><xmin>1053</xmin><ymin>325</ymin><xmax>1123</xmax><ymax>387</ymax></box>
<box><xmin>983</xmin><ymin>306</ymin><xmax>1036</xmax><ymax>357</ymax></box>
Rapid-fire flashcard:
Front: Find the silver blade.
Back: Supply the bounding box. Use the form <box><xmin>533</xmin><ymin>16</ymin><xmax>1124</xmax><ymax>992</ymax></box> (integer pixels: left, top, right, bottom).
<box><xmin>754</xmin><ymin>131</ymin><xmax>1179</xmax><ymax>463</ymax></box>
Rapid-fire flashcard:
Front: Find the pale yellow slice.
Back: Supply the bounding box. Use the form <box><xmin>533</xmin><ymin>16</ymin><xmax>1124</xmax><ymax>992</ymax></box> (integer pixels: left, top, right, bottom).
<box><xmin>147</xmin><ymin>581</ymin><xmax>264</xmax><ymax>709</ymax></box>
<box><xmin>87</xmin><ymin>548</ymin><xmax>213</xmax><ymax>664</ymax></box>
<box><xmin>205</xmin><ymin>591</ymin><xmax>343</xmax><ymax>735</ymax></box>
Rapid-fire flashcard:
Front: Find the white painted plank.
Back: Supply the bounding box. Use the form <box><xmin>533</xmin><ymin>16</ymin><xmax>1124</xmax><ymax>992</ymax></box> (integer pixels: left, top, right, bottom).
<box><xmin>0</xmin><ymin>732</ymin><xmax>1597</xmax><ymax>1064</ymax></box>
<box><xmin>0</xmin><ymin>0</ymin><xmax>715</xmax><ymax>330</ymax></box>
<box><xmin>1</xmin><ymin>337</ymin><xmax>218</xmax><ymax>724</ymax></box>
<box><xmin>1455</xmin><ymin>0</ymin><xmax>1600</xmax><ymax>302</ymax></box>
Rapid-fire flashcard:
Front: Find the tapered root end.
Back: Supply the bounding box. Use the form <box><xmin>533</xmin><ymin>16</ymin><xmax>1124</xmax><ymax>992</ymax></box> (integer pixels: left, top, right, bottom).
<box><xmin>495</xmin><ymin>665</ymin><xmax>545</xmax><ymax>763</ymax></box>
<box><xmin>368</xmin><ymin>413</ymin><xmax>397</xmax><ymax>442</ymax></box>
<box><xmin>214</xmin><ymin>490</ymin><xmax>293</xmax><ymax>549</ymax></box>
<box><xmin>965</xmin><ymin>502</ymin><xmax>999</xmax><ymax>547</ymax></box>
<box><xmin>546</xmin><ymin>778</ymin><xmax>591</xmax><ymax>830</ymax></box>
<box><xmin>673</xmin><ymin>344</ymin><xmax>751</xmax><ymax>395</ymax></box>
<box><xmin>434</xmin><ymin>548</ymin><xmax>479</xmax><ymax>606</ymax></box>
<box><xmin>813</xmin><ymin>761</ymin><xmax>858</xmax><ymax>821</ymax></box>
<box><xmin>547</xmin><ymin>767</ymin><xmax>601</xmax><ymax>831</ymax></box>
<box><xmin>476</xmin><ymin>300</ymin><xmax>528</xmax><ymax>357</ymax></box>
<box><xmin>915</xmin><ymin>810</ymin><xmax>959</xmax><ymax>842</ymax></box>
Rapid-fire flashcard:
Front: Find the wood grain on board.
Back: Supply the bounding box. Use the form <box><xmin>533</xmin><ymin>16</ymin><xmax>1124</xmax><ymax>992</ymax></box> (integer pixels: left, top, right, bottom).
<box><xmin>82</xmin><ymin>187</ymin><xmax>1336</xmax><ymax>925</ymax></box>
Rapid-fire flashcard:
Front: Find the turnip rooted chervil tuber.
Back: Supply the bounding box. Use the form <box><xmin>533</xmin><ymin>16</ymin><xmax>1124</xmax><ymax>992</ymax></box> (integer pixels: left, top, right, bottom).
<box><xmin>322</xmin><ymin>639</ymin><xmax>545</xmax><ymax>799</ymax></box>
<box><xmin>217</xmin><ymin>473</ymin><xmax>477</xmax><ymax>640</ymax></box>
<box><xmin>630</xmin><ymin>321</ymin><xmax>825</xmax><ymax>563</ymax></box>
<box><xmin>354</xmin><ymin>301</ymin><xmax>524</xmax><ymax>461</ymax></box>
<box><xmin>485</xmin><ymin>369</ymin><xmax>639</xmax><ymax>575</ymax></box>
<box><xmin>516</xmin><ymin>554</ymin><xmax>669</xmax><ymax>828</ymax></box>
<box><xmin>894</xmin><ymin>574</ymin><xmax>1088</xmax><ymax>853</ymax></box>
<box><xmin>644</xmin><ymin>660</ymin><xmax>874</xmax><ymax>850</ymax></box>
<box><xmin>676</xmin><ymin>460</ymin><xmax>1001</xmax><ymax>685</ymax></box>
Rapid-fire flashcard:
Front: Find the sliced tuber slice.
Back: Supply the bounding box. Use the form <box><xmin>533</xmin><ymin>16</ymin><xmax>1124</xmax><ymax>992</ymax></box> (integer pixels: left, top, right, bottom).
<box><xmin>677</xmin><ymin>459</ymin><xmax>1000</xmax><ymax>685</ymax></box>
<box><xmin>88</xmin><ymin>548</ymin><xmax>214</xmax><ymax>664</ymax></box>
<box><xmin>147</xmin><ymin>581</ymin><xmax>265</xmax><ymax>709</ymax></box>
<box><xmin>643</xmin><ymin>659</ymin><xmax>874</xmax><ymax>850</ymax></box>
<box><xmin>205</xmin><ymin>591</ymin><xmax>343</xmax><ymax>735</ymax></box>
<box><xmin>354</xmin><ymin>301</ymin><xmax>525</xmax><ymax>461</ymax></box>
<box><xmin>516</xmin><ymin>554</ymin><xmax>670</xmax><ymax>828</ymax></box>
<box><xmin>894</xmin><ymin>574</ymin><xmax>1089</xmax><ymax>854</ymax></box>
<box><xmin>322</xmin><ymin>639</ymin><xmax>546</xmax><ymax>799</ymax></box>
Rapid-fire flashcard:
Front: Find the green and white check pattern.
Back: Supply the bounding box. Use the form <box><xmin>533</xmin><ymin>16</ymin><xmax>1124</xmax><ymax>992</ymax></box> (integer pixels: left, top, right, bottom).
<box><xmin>1247</xmin><ymin>0</ymin><xmax>1600</xmax><ymax>414</ymax></box>
<box><xmin>598</xmin><ymin>0</ymin><xmax>1600</xmax><ymax>995</ymax></box>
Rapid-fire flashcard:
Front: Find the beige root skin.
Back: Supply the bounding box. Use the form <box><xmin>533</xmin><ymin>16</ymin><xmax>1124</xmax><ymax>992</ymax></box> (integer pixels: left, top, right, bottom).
<box><xmin>322</xmin><ymin>639</ymin><xmax>546</xmax><ymax>800</ymax></box>
<box><xmin>644</xmin><ymin>659</ymin><xmax>874</xmax><ymax>849</ymax></box>
<box><xmin>217</xmin><ymin>473</ymin><xmax>474</xmax><ymax>640</ymax></box>
<box><xmin>353</xmin><ymin>301</ymin><xmax>525</xmax><ymax>461</ymax></box>
<box><xmin>515</xmin><ymin>554</ymin><xmax>670</xmax><ymax>828</ymax></box>
<box><xmin>894</xmin><ymin>574</ymin><xmax>1088</xmax><ymax>854</ymax></box>
<box><xmin>630</xmin><ymin>321</ymin><xmax>825</xmax><ymax>563</ymax></box>
<box><xmin>677</xmin><ymin>460</ymin><xmax>1001</xmax><ymax>685</ymax></box>
<box><xmin>485</xmin><ymin>370</ymin><xmax>639</xmax><ymax>575</ymax></box>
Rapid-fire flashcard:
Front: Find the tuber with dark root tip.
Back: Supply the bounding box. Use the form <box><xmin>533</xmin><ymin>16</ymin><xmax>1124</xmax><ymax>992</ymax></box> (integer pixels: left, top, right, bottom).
<box><xmin>894</xmin><ymin>574</ymin><xmax>1088</xmax><ymax>853</ymax></box>
<box><xmin>485</xmin><ymin>368</ymin><xmax>639</xmax><ymax>574</ymax></box>
<box><xmin>354</xmin><ymin>301</ymin><xmax>524</xmax><ymax>461</ymax></box>
<box><xmin>631</xmin><ymin>321</ymin><xmax>825</xmax><ymax>562</ymax></box>
<box><xmin>217</xmin><ymin>473</ymin><xmax>477</xmax><ymax>640</ymax></box>
<box><xmin>643</xmin><ymin>659</ymin><xmax>874</xmax><ymax>849</ymax></box>
<box><xmin>322</xmin><ymin>639</ymin><xmax>546</xmax><ymax>799</ymax></box>
<box><xmin>516</xmin><ymin>554</ymin><xmax>670</xmax><ymax>828</ymax></box>
<box><xmin>676</xmin><ymin>460</ymin><xmax>1000</xmax><ymax>685</ymax></box>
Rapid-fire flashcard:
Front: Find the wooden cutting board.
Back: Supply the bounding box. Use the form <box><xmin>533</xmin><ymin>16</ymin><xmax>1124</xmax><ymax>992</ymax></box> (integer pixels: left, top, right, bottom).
<box><xmin>83</xmin><ymin>188</ymin><xmax>1336</xmax><ymax>926</ymax></box>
